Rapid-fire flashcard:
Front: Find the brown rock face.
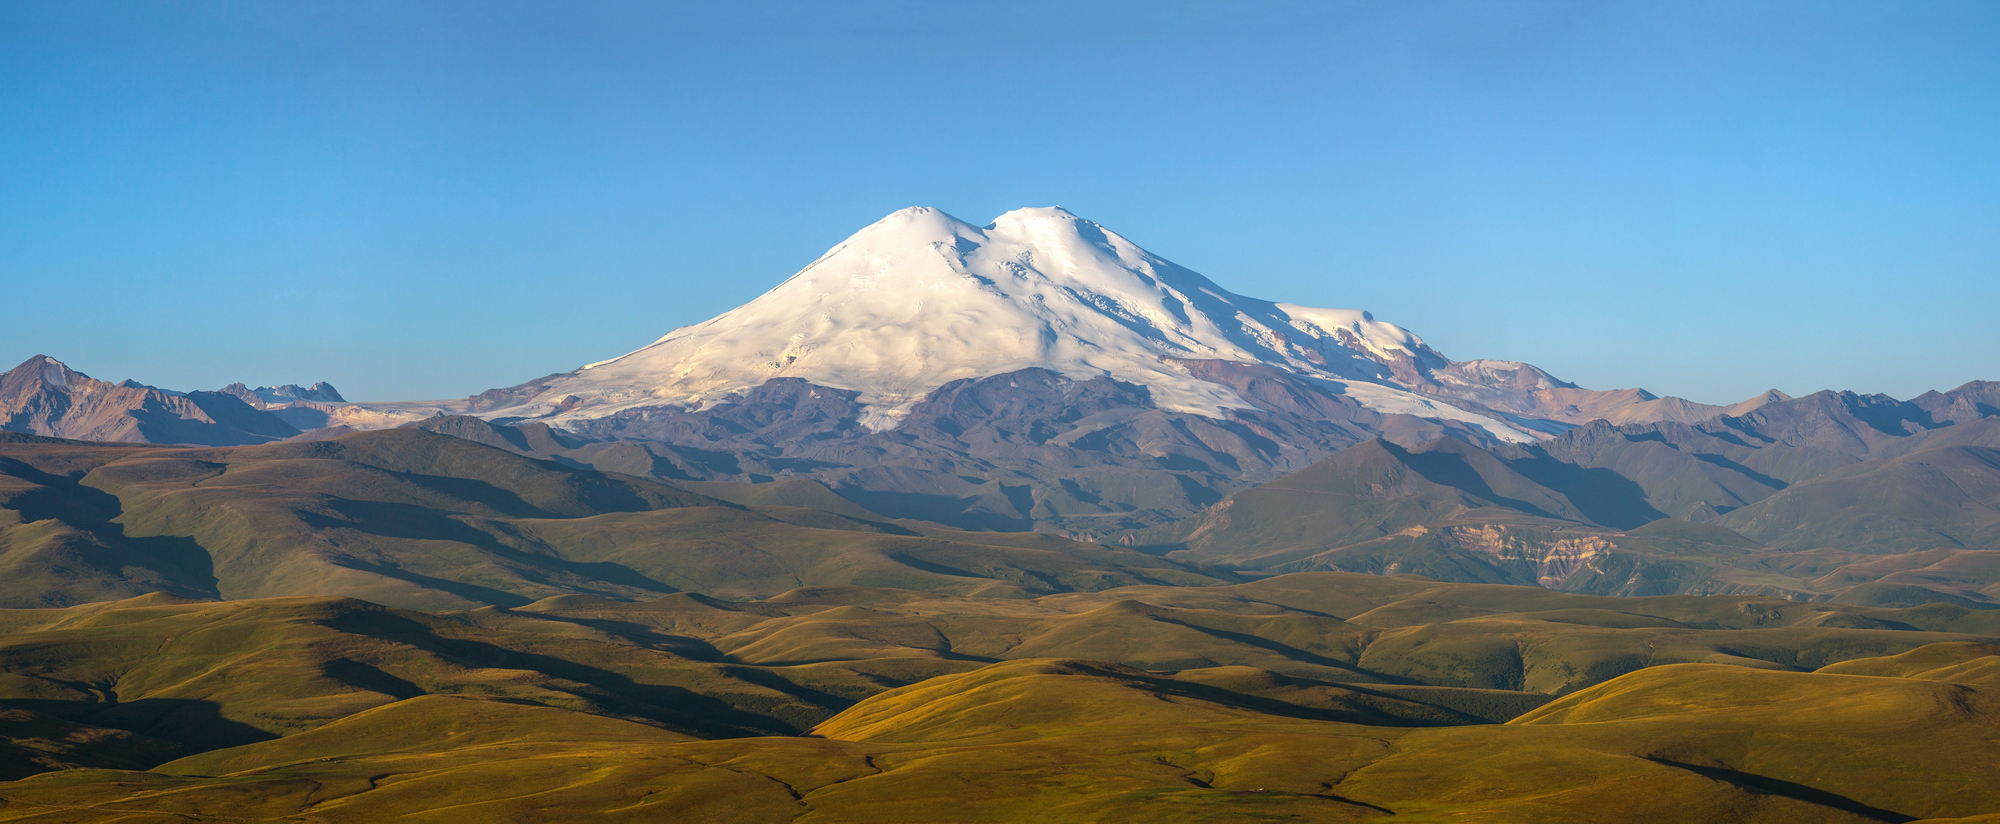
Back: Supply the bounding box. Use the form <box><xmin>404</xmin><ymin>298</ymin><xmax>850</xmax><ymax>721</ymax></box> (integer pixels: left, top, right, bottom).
<box><xmin>0</xmin><ymin>356</ymin><xmax>298</xmax><ymax>446</ymax></box>
<box><xmin>1435</xmin><ymin>524</ymin><xmax>1618</xmax><ymax>587</ymax></box>
<box><xmin>1329</xmin><ymin>327</ymin><xmax>1450</xmax><ymax>385</ymax></box>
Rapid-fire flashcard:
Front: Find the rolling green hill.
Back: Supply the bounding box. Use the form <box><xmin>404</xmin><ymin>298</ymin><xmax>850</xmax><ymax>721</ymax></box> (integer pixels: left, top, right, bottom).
<box><xmin>0</xmin><ymin>429</ymin><xmax>1228</xmax><ymax>610</ymax></box>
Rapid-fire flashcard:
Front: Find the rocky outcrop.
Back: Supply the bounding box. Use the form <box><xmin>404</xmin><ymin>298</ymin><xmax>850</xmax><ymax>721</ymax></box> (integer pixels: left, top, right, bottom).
<box><xmin>1425</xmin><ymin>524</ymin><xmax>1618</xmax><ymax>588</ymax></box>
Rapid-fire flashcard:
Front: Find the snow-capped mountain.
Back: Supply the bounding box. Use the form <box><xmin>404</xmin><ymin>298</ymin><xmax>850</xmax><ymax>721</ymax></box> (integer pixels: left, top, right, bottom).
<box><xmin>0</xmin><ymin>208</ymin><xmax>1806</xmax><ymax>532</ymax></box>
<box><xmin>212</xmin><ymin>205</ymin><xmax>1796</xmax><ymax>534</ymax></box>
<box><xmin>472</xmin><ymin>206</ymin><xmax>1537</xmax><ymax>441</ymax></box>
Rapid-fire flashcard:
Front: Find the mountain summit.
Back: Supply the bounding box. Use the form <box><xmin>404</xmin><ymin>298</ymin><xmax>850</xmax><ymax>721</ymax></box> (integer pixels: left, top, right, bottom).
<box><xmin>474</xmin><ymin>206</ymin><xmax>1533</xmax><ymax>439</ymax></box>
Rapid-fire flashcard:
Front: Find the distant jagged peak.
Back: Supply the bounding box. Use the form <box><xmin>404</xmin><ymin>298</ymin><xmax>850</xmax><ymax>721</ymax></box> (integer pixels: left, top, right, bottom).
<box><xmin>1725</xmin><ymin>389</ymin><xmax>1791</xmax><ymax>417</ymax></box>
<box><xmin>261</xmin><ymin>382</ymin><xmax>345</xmax><ymax>403</ymax></box>
<box><xmin>1</xmin><ymin>355</ymin><xmax>300</xmax><ymax>445</ymax></box>
<box><xmin>6</xmin><ymin>354</ymin><xmax>90</xmax><ymax>389</ymax></box>
<box><xmin>5</xmin><ymin>355</ymin><xmax>198</xmax><ymax>400</ymax></box>
<box><xmin>218</xmin><ymin>380</ymin><xmax>347</xmax><ymax>407</ymax></box>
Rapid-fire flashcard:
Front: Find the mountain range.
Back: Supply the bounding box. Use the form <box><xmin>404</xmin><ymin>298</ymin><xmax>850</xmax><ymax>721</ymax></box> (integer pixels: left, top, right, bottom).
<box><xmin>5</xmin><ymin>206</ymin><xmax>2000</xmax><ymax>821</ymax></box>
<box><xmin>4</xmin><ymin>206</ymin><xmax>1996</xmax><ymax>608</ymax></box>
<box><xmin>3</xmin><ymin>207</ymin><xmax>1808</xmax><ymax>534</ymax></box>
<box><xmin>1131</xmin><ymin>392</ymin><xmax>2000</xmax><ymax>602</ymax></box>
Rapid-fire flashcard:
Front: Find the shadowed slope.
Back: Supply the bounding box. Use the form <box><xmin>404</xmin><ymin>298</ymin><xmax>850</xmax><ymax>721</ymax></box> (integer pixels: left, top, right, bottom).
<box><xmin>0</xmin><ymin>580</ymin><xmax>1998</xmax><ymax>821</ymax></box>
<box><xmin>159</xmin><ymin>694</ymin><xmax>696</xmax><ymax>776</ymax></box>
<box><xmin>1129</xmin><ymin>438</ymin><xmax>1594</xmax><ymax>567</ymax></box>
<box><xmin>0</xmin><ymin>429</ymin><xmax>1230</xmax><ymax>610</ymax></box>
<box><xmin>1816</xmin><ymin>640</ymin><xmax>2000</xmax><ymax>685</ymax></box>
<box><xmin>1720</xmin><ymin>446</ymin><xmax>2000</xmax><ymax>553</ymax></box>
<box><xmin>1126</xmin><ymin>418</ymin><xmax>2000</xmax><ymax>601</ymax></box>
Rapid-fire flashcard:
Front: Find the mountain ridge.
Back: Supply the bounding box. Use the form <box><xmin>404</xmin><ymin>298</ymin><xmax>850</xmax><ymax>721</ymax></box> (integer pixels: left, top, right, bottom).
<box><xmin>5</xmin><ymin>208</ymin><xmax>1992</xmax><ymax>542</ymax></box>
<box><xmin>0</xmin><ymin>356</ymin><xmax>299</xmax><ymax>446</ymax></box>
<box><xmin>252</xmin><ymin>206</ymin><xmax>1782</xmax><ymax>439</ymax></box>
<box><xmin>1127</xmin><ymin>381</ymin><xmax>2000</xmax><ymax>602</ymax></box>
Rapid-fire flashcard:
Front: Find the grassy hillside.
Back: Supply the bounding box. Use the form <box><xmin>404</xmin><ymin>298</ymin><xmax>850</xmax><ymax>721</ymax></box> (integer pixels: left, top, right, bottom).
<box><xmin>15</xmin><ymin>424</ymin><xmax>2000</xmax><ymax>614</ymax></box>
<box><xmin>1719</xmin><ymin>446</ymin><xmax>2000</xmax><ymax>553</ymax></box>
<box><xmin>0</xmin><ymin>430</ymin><xmax>1228</xmax><ymax>610</ymax></box>
<box><xmin>1125</xmin><ymin>438</ymin><xmax>1589</xmax><ymax>567</ymax></box>
<box><xmin>4</xmin><ymin>637</ymin><xmax>1997</xmax><ymax>821</ymax></box>
<box><xmin>0</xmin><ymin>573</ymin><xmax>1994</xmax><ymax>819</ymax></box>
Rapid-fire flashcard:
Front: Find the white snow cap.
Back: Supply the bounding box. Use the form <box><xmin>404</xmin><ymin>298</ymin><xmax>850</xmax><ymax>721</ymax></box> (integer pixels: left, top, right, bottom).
<box><xmin>491</xmin><ymin>206</ymin><xmax>1533</xmax><ymax>442</ymax></box>
<box><xmin>37</xmin><ymin>356</ymin><xmax>77</xmax><ymax>389</ymax></box>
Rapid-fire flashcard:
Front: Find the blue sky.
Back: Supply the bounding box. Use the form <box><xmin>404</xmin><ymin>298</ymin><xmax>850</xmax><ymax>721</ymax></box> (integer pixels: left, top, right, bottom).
<box><xmin>3</xmin><ymin>1</ymin><xmax>1995</xmax><ymax>404</ymax></box>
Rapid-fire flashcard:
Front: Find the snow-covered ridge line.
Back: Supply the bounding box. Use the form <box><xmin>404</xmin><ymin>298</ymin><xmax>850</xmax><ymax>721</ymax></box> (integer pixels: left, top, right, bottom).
<box><xmin>451</xmin><ymin>205</ymin><xmax>1538</xmax><ymax>443</ymax></box>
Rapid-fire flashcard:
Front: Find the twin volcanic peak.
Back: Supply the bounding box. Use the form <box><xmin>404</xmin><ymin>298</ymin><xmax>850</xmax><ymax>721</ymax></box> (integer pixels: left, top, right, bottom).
<box><xmin>472</xmin><ymin>206</ymin><xmax>1417</xmax><ymax>427</ymax></box>
<box><xmin>459</xmin><ymin>206</ymin><xmax>1664</xmax><ymax>440</ymax></box>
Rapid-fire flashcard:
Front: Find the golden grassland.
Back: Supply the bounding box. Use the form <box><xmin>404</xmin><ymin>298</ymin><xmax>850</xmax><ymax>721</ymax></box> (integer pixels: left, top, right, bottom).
<box><xmin>0</xmin><ymin>573</ymin><xmax>1996</xmax><ymax>820</ymax></box>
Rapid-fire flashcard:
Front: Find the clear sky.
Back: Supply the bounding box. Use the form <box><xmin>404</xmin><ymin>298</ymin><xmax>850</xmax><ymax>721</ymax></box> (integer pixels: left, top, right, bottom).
<box><xmin>3</xmin><ymin>1</ymin><xmax>1995</xmax><ymax>404</ymax></box>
